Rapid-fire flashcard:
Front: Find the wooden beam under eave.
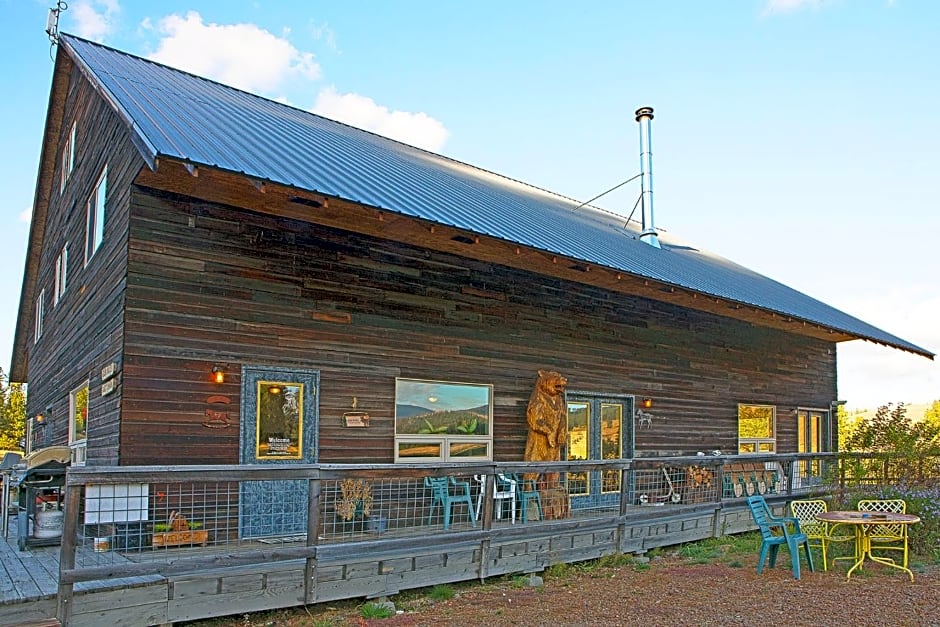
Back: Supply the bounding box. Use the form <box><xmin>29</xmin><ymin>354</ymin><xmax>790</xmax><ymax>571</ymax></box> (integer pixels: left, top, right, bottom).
<box><xmin>133</xmin><ymin>158</ymin><xmax>853</xmax><ymax>345</ymax></box>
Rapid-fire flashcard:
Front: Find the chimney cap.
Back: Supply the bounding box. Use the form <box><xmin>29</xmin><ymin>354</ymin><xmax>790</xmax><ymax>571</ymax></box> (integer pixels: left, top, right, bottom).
<box><xmin>635</xmin><ymin>106</ymin><xmax>654</xmax><ymax>122</ymax></box>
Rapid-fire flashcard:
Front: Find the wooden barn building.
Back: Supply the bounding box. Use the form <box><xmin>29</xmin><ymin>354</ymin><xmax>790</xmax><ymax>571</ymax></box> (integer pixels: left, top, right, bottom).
<box><xmin>11</xmin><ymin>34</ymin><xmax>932</xmax><ymax>481</ymax></box>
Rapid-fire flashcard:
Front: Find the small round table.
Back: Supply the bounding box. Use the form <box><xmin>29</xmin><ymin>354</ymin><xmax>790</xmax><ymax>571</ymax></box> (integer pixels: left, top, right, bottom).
<box><xmin>816</xmin><ymin>511</ymin><xmax>920</xmax><ymax>581</ymax></box>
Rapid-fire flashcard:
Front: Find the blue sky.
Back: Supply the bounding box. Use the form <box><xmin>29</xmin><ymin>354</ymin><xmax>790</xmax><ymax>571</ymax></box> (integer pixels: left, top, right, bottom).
<box><xmin>1</xmin><ymin>0</ymin><xmax>937</xmax><ymax>409</ymax></box>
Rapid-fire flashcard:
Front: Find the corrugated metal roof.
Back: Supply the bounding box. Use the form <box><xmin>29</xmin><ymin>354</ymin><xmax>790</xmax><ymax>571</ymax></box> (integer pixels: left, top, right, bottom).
<box><xmin>61</xmin><ymin>35</ymin><xmax>932</xmax><ymax>358</ymax></box>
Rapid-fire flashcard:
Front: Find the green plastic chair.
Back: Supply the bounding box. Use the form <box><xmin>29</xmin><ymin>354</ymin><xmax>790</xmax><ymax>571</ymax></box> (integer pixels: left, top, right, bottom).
<box><xmin>747</xmin><ymin>495</ymin><xmax>815</xmax><ymax>580</ymax></box>
<box><xmin>509</xmin><ymin>473</ymin><xmax>543</xmax><ymax>523</ymax></box>
<box><xmin>425</xmin><ymin>476</ymin><xmax>477</xmax><ymax>530</ymax></box>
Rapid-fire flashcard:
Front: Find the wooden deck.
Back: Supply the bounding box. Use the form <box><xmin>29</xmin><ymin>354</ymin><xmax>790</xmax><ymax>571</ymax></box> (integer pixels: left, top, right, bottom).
<box><xmin>0</xmin><ymin>512</ymin><xmax>165</xmax><ymax>626</ymax></box>
<box><xmin>2</xmin><ymin>501</ymin><xmax>763</xmax><ymax>626</ymax></box>
<box><xmin>1</xmin><ymin>454</ymin><xmax>848</xmax><ymax>626</ymax></box>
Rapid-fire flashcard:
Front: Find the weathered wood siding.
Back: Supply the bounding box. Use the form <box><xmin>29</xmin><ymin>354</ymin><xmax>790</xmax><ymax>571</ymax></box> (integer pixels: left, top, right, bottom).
<box><xmin>24</xmin><ymin>64</ymin><xmax>142</xmax><ymax>466</ymax></box>
<box><xmin>120</xmin><ymin>188</ymin><xmax>836</xmax><ymax>465</ymax></box>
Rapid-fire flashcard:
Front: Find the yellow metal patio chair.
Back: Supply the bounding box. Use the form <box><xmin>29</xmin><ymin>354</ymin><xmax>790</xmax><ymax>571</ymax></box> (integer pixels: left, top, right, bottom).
<box><xmin>790</xmin><ymin>499</ymin><xmax>855</xmax><ymax>571</ymax></box>
<box><xmin>857</xmin><ymin>499</ymin><xmax>909</xmax><ymax>567</ymax></box>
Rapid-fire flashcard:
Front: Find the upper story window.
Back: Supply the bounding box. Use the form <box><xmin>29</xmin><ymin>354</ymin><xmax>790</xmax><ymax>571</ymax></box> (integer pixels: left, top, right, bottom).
<box><xmin>54</xmin><ymin>244</ymin><xmax>68</xmax><ymax>305</ymax></box>
<box><xmin>85</xmin><ymin>165</ymin><xmax>107</xmax><ymax>265</ymax></box>
<box><xmin>60</xmin><ymin>122</ymin><xmax>76</xmax><ymax>194</ymax></box>
<box><xmin>738</xmin><ymin>404</ymin><xmax>776</xmax><ymax>454</ymax></box>
<box><xmin>34</xmin><ymin>289</ymin><xmax>45</xmax><ymax>343</ymax></box>
<box><xmin>69</xmin><ymin>382</ymin><xmax>89</xmax><ymax>466</ymax></box>
<box><xmin>394</xmin><ymin>378</ymin><xmax>493</xmax><ymax>463</ymax></box>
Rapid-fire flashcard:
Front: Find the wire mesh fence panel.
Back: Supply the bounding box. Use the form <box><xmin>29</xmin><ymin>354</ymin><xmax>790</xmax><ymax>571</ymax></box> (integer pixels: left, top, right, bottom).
<box><xmin>75</xmin><ymin>479</ymin><xmax>248</xmax><ymax>568</ymax></box>
<box><xmin>68</xmin><ymin>454</ymin><xmax>889</xmax><ymax>571</ymax></box>
<box><xmin>319</xmin><ymin>476</ymin><xmax>433</xmax><ymax>542</ymax></box>
<box><xmin>627</xmin><ymin>462</ymin><xmax>721</xmax><ymax>508</ymax></box>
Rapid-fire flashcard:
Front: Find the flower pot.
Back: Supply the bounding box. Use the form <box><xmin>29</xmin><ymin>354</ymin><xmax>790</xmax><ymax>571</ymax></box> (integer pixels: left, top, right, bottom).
<box><xmin>152</xmin><ymin>528</ymin><xmax>209</xmax><ymax>547</ymax></box>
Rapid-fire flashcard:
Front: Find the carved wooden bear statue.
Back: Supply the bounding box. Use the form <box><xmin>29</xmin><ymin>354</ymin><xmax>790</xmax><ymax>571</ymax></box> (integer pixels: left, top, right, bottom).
<box><xmin>524</xmin><ymin>369</ymin><xmax>568</xmax><ymax>465</ymax></box>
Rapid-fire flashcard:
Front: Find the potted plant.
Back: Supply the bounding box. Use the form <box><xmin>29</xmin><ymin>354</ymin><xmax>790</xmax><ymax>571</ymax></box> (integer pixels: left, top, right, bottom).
<box><xmin>152</xmin><ymin>511</ymin><xmax>209</xmax><ymax>547</ymax></box>
<box><xmin>336</xmin><ymin>479</ymin><xmax>373</xmax><ymax>530</ymax></box>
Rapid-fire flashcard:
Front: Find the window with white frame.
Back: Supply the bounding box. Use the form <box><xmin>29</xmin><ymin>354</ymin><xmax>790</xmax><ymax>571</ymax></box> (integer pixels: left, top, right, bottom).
<box><xmin>394</xmin><ymin>378</ymin><xmax>493</xmax><ymax>462</ymax></box>
<box><xmin>34</xmin><ymin>289</ymin><xmax>45</xmax><ymax>343</ymax></box>
<box><xmin>60</xmin><ymin>121</ymin><xmax>76</xmax><ymax>194</ymax></box>
<box><xmin>85</xmin><ymin>165</ymin><xmax>107</xmax><ymax>265</ymax></box>
<box><xmin>54</xmin><ymin>244</ymin><xmax>68</xmax><ymax>305</ymax></box>
<box><xmin>69</xmin><ymin>382</ymin><xmax>89</xmax><ymax>466</ymax></box>
<box><xmin>738</xmin><ymin>404</ymin><xmax>776</xmax><ymax>454</ymax></box>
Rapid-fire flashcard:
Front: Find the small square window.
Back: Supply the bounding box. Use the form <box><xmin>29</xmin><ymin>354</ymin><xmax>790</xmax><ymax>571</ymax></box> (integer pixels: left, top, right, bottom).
<box><xmin>738</xmin><ymin>404</ymin><xmax>776</xmax><ymax>454</ymax></box>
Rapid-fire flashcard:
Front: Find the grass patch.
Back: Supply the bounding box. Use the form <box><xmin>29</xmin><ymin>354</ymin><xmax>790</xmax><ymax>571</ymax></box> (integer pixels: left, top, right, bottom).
<box><xmin>544</xmin><ymin>562</ymin><xmax>573</xmax><ymax>578</ymax></box>
<box><xmin>359</xmin><ymin>602</ymin><xmax>395</xmax><ymax>619</ymax></box>
<box><xmin>428</xmin><ymin>584</ymin><xmax>454</xmax><ymax>601</ymax></box>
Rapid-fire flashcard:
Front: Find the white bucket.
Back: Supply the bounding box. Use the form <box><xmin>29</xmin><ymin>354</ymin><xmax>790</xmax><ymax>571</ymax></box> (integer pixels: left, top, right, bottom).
<box><xmin>34</xmin><ymin>509</ymin><xmax>64</xmax><ymax>539</ymax></box>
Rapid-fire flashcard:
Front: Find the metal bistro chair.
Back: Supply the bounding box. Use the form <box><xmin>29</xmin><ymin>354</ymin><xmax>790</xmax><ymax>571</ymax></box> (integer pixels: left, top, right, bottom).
<box><xmin>790</xmin><ymin>499</ymin><xmax>855</xmax><ymax>571</ymax></box>
<box><xmin>747</xmin><ymin>495</ymin><xmax>815</xmax><ymax>580</ymax></box>
<box><xmin>474</xmin><ymin>474</ymin><xmax>517</xmax><ymax>524</ymax></box>
<box><xmin>857</xmin><ymin>499</ymin><xmax>909</xmax><ymax>567</ymax></box>
<box><xmin>425</xmin><ymin>476</ymin><xmax>477</xmax><ymax>530</ymax></box>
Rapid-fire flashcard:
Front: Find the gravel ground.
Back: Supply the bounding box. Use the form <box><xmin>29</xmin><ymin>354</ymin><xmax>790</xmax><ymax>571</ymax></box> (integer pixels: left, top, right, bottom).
<box><xmin>188</xmin><ymin>551</ymin><xmax>940</xmax><ymax>627</ymax></box>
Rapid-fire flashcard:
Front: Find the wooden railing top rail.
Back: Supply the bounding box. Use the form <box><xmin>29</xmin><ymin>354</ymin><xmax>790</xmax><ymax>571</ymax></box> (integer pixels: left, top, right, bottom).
<box><xmin>64</xmin><ymin>453</ymin><xmax>854</xmax><ymax>486</ymax></box>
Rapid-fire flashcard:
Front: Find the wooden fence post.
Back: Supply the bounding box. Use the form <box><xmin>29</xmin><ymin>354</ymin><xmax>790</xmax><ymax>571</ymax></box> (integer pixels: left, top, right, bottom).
<box><xmin>304</xmin><ymin>476</ymin><xmax>321</xmax><ymax>604</ymax></box>
<box><xmin>56</xmin><ymin>479</ymin><xmax>82</xmax><ymax>626</ymax></box>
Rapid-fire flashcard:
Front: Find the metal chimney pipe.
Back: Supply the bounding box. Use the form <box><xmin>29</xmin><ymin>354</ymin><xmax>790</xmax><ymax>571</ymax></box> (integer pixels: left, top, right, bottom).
<box><xmin>635</xmin><ymin>106</ymin><xmax>661</xmax><ymax>248</ymax></box>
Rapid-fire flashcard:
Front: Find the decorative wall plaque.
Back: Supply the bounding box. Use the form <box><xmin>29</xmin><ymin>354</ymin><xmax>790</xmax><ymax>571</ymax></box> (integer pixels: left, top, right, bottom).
<box><xmin>343</xmin><ymin>412</ymin><xmax>370</xmax><ymax>428</ymax></box>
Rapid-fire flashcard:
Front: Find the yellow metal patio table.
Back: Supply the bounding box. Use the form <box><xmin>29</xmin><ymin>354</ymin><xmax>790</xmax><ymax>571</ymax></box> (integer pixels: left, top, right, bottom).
<box><xmin>816</xmin><ymin>511</ymin><xmax>920</xmax><ymax>581</ymax></box>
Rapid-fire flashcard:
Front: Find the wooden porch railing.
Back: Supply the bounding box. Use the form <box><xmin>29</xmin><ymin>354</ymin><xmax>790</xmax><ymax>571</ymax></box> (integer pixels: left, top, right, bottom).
<box><xmin>50</xmin><ymin>452</ymin><xmax>937</xmax><ymax>625</ymax></box>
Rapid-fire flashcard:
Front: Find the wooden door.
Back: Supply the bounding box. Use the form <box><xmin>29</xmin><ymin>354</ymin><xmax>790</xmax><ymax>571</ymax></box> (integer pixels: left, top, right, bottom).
<box><xmin>239</xmin><ymin>366</ymin><xmax>319</xmax><ymax>538</ymax></box>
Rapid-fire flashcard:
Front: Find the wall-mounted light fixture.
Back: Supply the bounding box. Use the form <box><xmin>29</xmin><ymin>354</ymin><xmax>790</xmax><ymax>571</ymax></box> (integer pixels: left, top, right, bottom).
<box><xmin>640</xmin><ymin>398</ymin><xmax>653</xmax><ymax>410</ymax></box>
<box><xmin>35</xmin><ymin>413</ymin><xmax>45</xmax><ymax>424</ymax></box>
<box><xmin>212</xmin><ymin>365</ymin><xmax>225</xmax><ymax>384</ymax></box>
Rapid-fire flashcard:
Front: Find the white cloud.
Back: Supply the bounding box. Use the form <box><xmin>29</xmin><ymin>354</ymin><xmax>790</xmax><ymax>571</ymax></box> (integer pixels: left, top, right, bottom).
<box><xmin>19</xmin><ymin>206</ymin><xmax>32</xmax><ymax>224</ymax></box>
<box><xmin>309</xmin><ymin>21</ymin><xmax>339</xmax><ymax>54</ymax></box>
<box><xmin>145</xmin><ymin>11</ymin><xmax>320</xmax><ymax>94</ymax></box>
<box><xmin>313</xmin><ymin>86</ymin><xmax>449</xmax><ymax>153</ymax></box>
<box><xmin>70</xmin><ymin>0</ymin><xmax>120</xmax><ymax>41</ymax></box>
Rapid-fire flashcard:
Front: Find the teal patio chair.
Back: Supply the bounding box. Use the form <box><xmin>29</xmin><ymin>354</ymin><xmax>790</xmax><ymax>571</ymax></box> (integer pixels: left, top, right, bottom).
<box><xmin>509</xmin><ymin>473</ymin><xmax>543</xmax><ymax>523</ymax></box>
<box><xmin>425</xmin><ymin>476</ymin><xmax>477</xmax><ymax>530</ymax></box>
<box><xmin>747</xmin><ymin>495</ymin><xmax>815</xmax><ymax>580</ymax></box>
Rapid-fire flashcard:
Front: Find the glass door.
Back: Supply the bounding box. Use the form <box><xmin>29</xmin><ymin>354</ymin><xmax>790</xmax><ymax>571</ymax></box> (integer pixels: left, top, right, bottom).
<box><xmin>566</xmin><ymin>395</ymin><xmax>634</xmax><ymax>510</ymax></box>
<box><xmin>797</xmin><ymin>408</ymin><xmax>828</xmax><ymax>486</ymax></box>
<box><xmin>239</xmin><ymin>366</ymin><xmax>319</xmax><ymax>538</ymax></box>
